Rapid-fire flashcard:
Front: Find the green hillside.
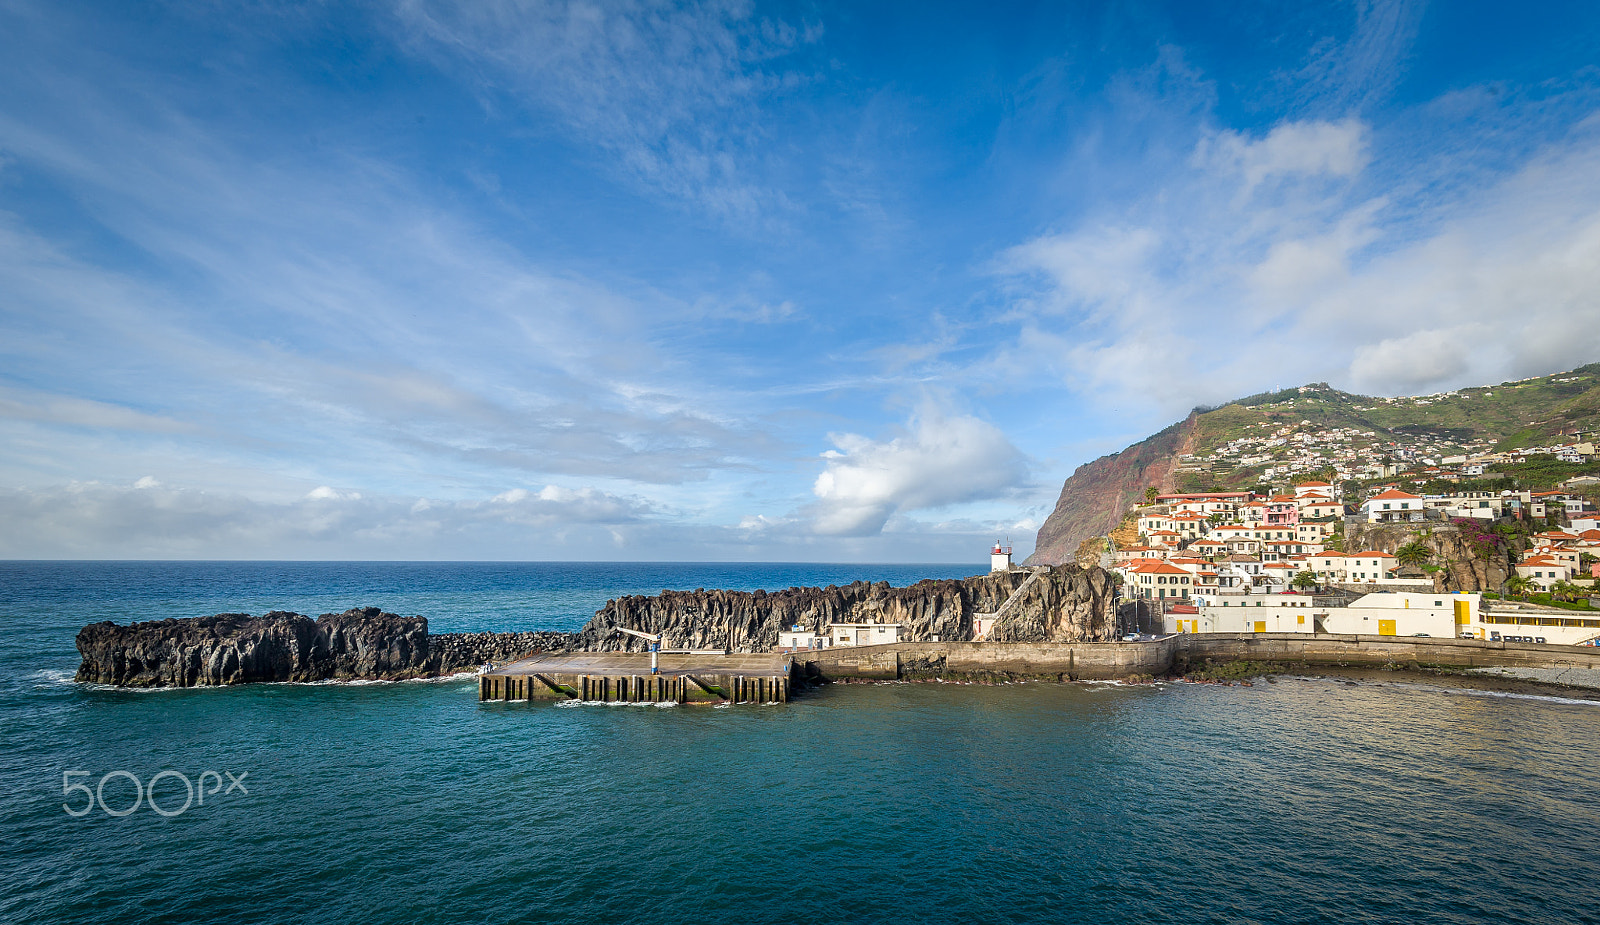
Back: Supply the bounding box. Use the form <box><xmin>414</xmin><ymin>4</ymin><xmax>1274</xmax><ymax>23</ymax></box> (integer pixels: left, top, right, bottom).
<box><xmin>1173</xmin><ymin>364</ymin><xmax>1600</xmax><ymax>494</ymax></box>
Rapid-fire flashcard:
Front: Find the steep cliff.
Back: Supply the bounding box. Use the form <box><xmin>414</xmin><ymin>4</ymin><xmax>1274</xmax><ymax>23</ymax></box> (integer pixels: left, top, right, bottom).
<box><xmin>75</xmin><ymin>607</ymin><xmax>569</xmax><ymax>687</ymax></box>
<box><xmin>1029</xmin><ymin>415</ymin><xmax>1197</xmax><ymax>565</ymax></box>
<box><xmin>573</xmin><ymin>565</ymin><xmax>1119</xmax><ymax>651</ymax></box>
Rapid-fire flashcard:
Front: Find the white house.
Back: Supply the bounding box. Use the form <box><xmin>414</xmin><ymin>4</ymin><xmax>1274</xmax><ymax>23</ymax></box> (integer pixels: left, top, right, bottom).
<box><xmin>1363</xmin><ymin>489</ymin><xmax>1425</xmax><ymax>523</ymax></box>
<box><xmin>1345</xmin><ymin>550</ymin><xmax>1398</xmax><ymax>582</ymax></box>
<box><xmin>777</xmin><ymin>626</ymin><xmax>827</xmax><ymax>650</ymax></box>
<box><xmin>828</xmin><ymin>622</ymin><xmax>903</xmax><ymax>647</ymax></box>
<box><xmin>1516</xmin><ymin>555</ymin><xmax>1574</xmax><ymax>589</ymax></box>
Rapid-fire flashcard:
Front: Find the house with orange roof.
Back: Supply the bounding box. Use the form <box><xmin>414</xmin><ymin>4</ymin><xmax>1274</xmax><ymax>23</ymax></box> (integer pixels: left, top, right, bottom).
<box><xmin>1123</xmin><ymin>559</ymin><xmax>1195</xmax><ymax>600</ymax></box>
<box><xmin>1346</xmin><ymin>550</ymin><xmax>1398</xmax><ymax>582</ymax></box>
<box><xmin>1294</xmin><ymin>480</ymin><xmax>1333</xmax><ymax>499</ymax></box>
<box><xmin>1265</xmin><ymin>495</ymin><xmax>1300</xmax><ymax>526</ymax></box>
<box><xmin>1296</xmin><ymin>521</ymin><xmax>1333</xmax><ymax>544</ymax></box>
<box><xmin>1145</xmin><ymin>529</ymin><xmax>1184</xmax><ymax>550</ymax></box>
<box><xmin>1168</xmin><ymin>511</ymin><xmax>1212</xmax><ymax>539</ymax></box>
<box><xmin>1516</xmin><ymin>554</ymin><xmax>1574</xmax><ymax>589</ymax></box>
<box><xmin>1298</xmin><ymin>497</ymin><xmax>1343</xmax><ymax>520</ymax></box>
<box><xmin>1361</xmin><ymin>488</ymin><xmax>1425</xmax><ymax>523</ymax></box>
<box><xmin>1305</xmin><ymin>550</ymin><xmax>1347</xmax><ymax>582</ymax></box>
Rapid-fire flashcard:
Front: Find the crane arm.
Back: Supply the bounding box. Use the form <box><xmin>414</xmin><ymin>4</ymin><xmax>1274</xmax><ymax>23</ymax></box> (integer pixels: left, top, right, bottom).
<box><xmin>612</xmin><ymin>626</ymin><xmax>662</xmax><ymax>644</ymax></box>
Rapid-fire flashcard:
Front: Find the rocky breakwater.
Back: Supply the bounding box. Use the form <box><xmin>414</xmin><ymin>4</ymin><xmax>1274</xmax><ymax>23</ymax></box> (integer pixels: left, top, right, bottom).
<box><xmin>75</xmin><ymin>607</ymin><xmax>570</xmax><ymax>687</ymax></box>
<box><xmin>572</xmin><ymin>565</ymin><xmax>1119</xmax><ymax>653</ymax></box>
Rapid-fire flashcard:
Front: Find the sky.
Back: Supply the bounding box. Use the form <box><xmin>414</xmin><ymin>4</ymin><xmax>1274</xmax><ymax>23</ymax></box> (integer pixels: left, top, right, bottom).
<box><xmin>2</xmin><ymin>0</ymin><xmax>1600</xmax><ymax>561</ymax></box>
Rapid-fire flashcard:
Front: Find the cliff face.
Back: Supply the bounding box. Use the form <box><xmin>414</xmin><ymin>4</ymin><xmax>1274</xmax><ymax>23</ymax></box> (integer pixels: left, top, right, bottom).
<box><xmin>74</xmin><ymin>607</ymin><xmax>569</xmax><ymax>687</ymax></box>
<box><xmin>573</xmin><ymin>566</ymin><xmax>1119</xmax><ymax>652</ymax></box>
<box><xmin>1029</xmin><ymin>415</ymin><xmax>1198</xmax><ymax>565</ymax></box>
<box><xmin>1343</xmin><ymin>521</ymin><xmax>1514</xmax><ymax>593</ymax></box>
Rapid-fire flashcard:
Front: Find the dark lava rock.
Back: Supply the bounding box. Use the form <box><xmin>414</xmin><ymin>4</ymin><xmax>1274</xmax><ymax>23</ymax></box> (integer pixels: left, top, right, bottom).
<box><xmin>74</xmin><ymin>607</ymin><xmax>572</xmax><ymax>687</ymax></box>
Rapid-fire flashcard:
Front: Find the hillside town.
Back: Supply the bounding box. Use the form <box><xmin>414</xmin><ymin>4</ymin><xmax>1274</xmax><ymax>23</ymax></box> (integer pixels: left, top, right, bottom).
<box><xmin>1106</xmin><ymin>435</ymin><xmax>1600</xmax><ymax>645</ymax></box>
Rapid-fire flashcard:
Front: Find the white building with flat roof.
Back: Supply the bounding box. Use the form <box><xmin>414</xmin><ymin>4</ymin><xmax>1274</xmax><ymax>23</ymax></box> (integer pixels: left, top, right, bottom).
<box><xmin>828</xmin><ymin>621</ymin><xmax>903</xmax><ymax>647</ymax></box>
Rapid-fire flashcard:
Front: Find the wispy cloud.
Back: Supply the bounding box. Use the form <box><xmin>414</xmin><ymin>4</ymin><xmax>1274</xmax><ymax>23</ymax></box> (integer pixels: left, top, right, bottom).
<box><xmin>392</xmin><ymin>0</ymin><xmax>822</xmax><ymax>223</ymax></box>
<box><xmin>995</xmin><ymin>110</ymin><xmax>1600</xmax><ymax>411</ymax></box>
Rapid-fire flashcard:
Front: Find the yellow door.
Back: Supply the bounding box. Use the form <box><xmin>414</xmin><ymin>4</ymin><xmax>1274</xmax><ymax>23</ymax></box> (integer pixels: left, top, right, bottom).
<box><xmin>1378</xmin><ymin>619</ymin><xmax>1397</xmax><ymax>636</ymax></box>
<box><xmin>1455</xmin><ymin>600</ymin><xmax>1471</xmax><ymax>626</ymax></box>
<box><xmin>1254</xmin><ymin>621</ymin><xmax>1266</xmax><ymax>633</ymax></box>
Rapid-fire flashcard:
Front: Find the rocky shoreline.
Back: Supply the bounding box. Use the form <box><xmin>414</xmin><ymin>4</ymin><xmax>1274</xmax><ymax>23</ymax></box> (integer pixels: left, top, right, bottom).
<box><xmin>74</xmin><ymin>566</ymin><xmax>1118</xmax><ymax>688</ymax></box>
<box><xmin>74</xmin><ymin>607</ymin><xmax>572</xmax><ymax>687</ymax></box>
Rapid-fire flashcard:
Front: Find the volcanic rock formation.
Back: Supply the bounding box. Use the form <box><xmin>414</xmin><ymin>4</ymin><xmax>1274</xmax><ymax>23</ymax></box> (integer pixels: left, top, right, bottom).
<box><xmin>74</xmin><ymin>606</ymin><xmax>569</xmax><ymax>687</ymax></box>
<box><xmin>574</xmin><ymin>565</ymin><xmax>1118</xmax><ymax>653</ymax></box>
<box><xmin>76</xmin><ymin>566</ymin><xmax>1118</xmax><ymax>687</ymax></box>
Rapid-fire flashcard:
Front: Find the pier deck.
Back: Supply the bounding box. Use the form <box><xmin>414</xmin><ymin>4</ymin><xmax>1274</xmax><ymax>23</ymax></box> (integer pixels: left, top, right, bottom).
<box><xmin>479</xmin><ymin>651</ymin><xmax>792</xmax><ymax>703</ymax></box>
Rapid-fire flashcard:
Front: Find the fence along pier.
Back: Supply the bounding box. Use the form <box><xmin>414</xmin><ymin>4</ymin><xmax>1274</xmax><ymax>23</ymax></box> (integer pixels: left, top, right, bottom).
<box><xmin>479</xmin><ymin>651</ymin><xmax>791</xmax><ymax>704</ymax></box>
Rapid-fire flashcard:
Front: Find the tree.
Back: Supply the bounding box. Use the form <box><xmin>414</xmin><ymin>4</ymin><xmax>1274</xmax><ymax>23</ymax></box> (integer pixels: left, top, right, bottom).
<box><xmin>1504</xmin><ymin>575</ymin><xmax>1534</xmax><ymax>600</ymax></box>
<box><xmin>1291</xmin><ymin>570</ymin><xmax>1319</xmax><ymax>592</ymax></box>
<box><xmin>1144</xmin><ymin>486</ymin><xmax>1159</xmax><ymax>504</ymax></box>
<box><xmin>1395</xmin><ymin>540</ymin><xmax>1433</xmax><ymax>570</ymax></box>
<box><xmin>1550</xmin><ymin>580</ymin><xmax>1580</xmax><ymax>603</ymax></box>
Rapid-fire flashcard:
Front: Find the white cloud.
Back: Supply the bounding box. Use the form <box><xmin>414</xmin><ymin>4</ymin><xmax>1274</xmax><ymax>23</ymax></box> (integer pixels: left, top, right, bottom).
<box><xmin>997</xmin><ymin>114</ymin><xmax>1600</xmax><ymax>409</ymax></box>
<box><xmin>1198</xmin><ymin>117</ymin><xmax>1368</xmax><ymax>192</ymax></box>
<box><xmin>810</xmin><ymin>409</ymin><xmax>1029</xmax><ymax>536</ymax></box>
<box><xmin>1349</xmin><ymin>326</ymin><xmax>1477</xmax><ymax>393</ymax></box>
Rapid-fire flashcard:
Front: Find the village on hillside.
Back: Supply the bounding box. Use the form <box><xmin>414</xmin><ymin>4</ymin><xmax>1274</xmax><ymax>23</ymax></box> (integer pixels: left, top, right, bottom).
<box><xmin>1105</xmin><ymin>433</ymin><xmax>1600</xmax><ymax>646</ymax></box>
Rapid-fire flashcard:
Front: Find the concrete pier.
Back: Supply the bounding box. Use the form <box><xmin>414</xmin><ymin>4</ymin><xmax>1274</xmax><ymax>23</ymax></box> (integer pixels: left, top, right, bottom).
<box><xmin>479</xmin><ymin>651</ymin><xmax>792</xmax><ymax>704</ymax></box>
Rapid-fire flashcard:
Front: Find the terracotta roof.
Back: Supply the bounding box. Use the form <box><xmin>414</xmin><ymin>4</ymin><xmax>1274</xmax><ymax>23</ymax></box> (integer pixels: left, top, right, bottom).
<box><xmin>1132</xmin><ymin>561</ymin><xmax>1192</xmax><ymax>575</ymax></box>
<box><xmin>1367</xmin><ymin>488</ymin><xmax>1422</xmax><ymax>501</ymax></box>
<box><xmin>1351</xmin><ymin>550</ymin><xmax>1395</xmax><ymax>558</ymax></box>
<box><xmin>1520</xmin><ymin>556</ymin><xmax>1564</xmax><ymax>567</ymax></box>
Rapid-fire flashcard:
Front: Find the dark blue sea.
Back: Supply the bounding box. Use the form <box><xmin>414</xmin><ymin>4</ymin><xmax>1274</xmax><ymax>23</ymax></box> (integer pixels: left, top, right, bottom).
<box><xmin>3</xmin><ymin>561</ymin><xmax>1599</xmax><ymax>925</ymax></box>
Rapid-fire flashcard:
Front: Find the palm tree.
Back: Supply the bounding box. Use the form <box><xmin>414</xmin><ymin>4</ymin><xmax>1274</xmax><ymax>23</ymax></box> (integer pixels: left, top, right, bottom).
<box><xmin>1550</xmin><ymin>580</ymin><xmax>1580</xmax><ymax>603</ymax></box>
<box><xmin>1504</xmin><ymin>575</ymin><xmax>1534</xmax><ymax>601</ymax></box>
<box><xmin>1144</xmin><ymin>486</ymin><xmax>1159</xmax><ymax>504</ymax></box>
<box><xmin>1395</xmin><ymin>540</ymin><xmax>1432</xmax><ymax>571</ymax></box>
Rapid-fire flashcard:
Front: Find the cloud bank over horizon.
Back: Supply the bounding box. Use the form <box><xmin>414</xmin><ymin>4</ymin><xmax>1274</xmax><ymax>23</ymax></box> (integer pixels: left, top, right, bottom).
<box><xmin>2</xmin><ymin>1</ymin><xmax>1599</xmax><ymax>560</ymax></box>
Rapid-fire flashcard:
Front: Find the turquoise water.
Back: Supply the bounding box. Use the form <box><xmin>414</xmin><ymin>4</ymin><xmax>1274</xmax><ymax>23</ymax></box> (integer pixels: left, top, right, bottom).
<box><xmin>3</xmin><ymin>562</ymin><xmax>1600</xmax><ymax>924</ymax></box>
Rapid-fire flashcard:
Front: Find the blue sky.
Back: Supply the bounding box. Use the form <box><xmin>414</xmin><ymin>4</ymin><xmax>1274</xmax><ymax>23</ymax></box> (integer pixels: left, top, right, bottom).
<box><xmin>3</xmin><ymin>0</ymin><xmax>1600</xmax><ymax>561</ymax></box>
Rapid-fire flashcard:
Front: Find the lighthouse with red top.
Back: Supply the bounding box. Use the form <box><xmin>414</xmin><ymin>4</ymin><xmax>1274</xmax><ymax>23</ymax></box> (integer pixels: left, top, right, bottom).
<box><xmin>990</xmin><ymin>541</ymin><xmax>1013</xmax><ymax>573</ymax></box>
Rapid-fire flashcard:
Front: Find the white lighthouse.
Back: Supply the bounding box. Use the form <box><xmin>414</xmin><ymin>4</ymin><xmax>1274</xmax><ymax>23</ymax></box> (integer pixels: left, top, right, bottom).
<box><xmin>990</xmin><ymin>541</ymin><xmax>1013</xmax><ymax>573</ymax></box>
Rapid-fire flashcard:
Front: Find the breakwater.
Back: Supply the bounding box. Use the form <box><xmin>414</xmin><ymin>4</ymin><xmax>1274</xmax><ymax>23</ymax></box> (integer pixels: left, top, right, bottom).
<box><xmin>792</xmin><ymin>634</ymin><xmax>1600</xmax><ymax>688</ymax></box>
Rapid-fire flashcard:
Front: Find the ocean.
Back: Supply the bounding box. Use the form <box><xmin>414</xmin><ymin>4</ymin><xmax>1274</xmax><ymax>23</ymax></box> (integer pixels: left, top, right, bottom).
<box><xmin>3</xmin><ymin>561</ymin><xmax>1598</xmax><ymax>925</ymax></box>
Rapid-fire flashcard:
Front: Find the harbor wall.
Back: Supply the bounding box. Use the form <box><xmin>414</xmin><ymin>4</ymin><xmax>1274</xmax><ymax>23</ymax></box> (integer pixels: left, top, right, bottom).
<box><xmin>793</xmin><ymin>635</ymin><xmax>1600</xmax><ymax>683</ymax></box>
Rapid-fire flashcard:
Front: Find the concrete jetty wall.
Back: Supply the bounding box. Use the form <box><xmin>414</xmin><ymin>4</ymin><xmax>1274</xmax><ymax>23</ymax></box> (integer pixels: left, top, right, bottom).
<box><xmin>794</xmin><ymin>635</ymin><xmax>1600</xmax><ymax>684</ymax></box>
